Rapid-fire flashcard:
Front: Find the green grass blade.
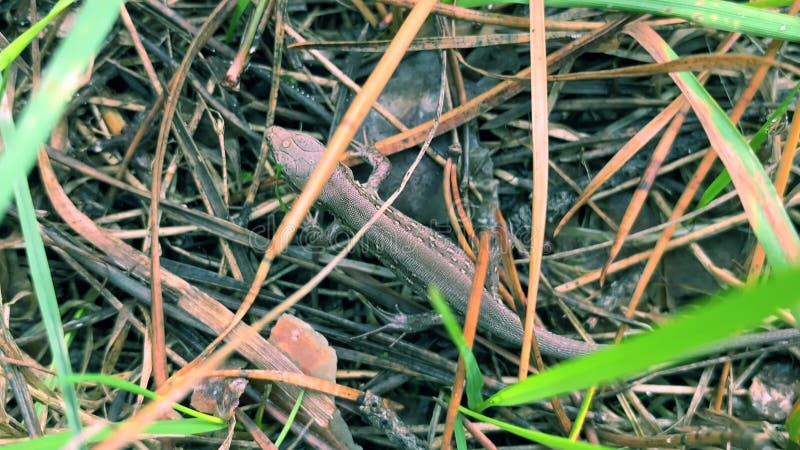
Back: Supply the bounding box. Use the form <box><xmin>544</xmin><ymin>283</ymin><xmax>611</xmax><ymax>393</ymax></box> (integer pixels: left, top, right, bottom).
<box><xmin>0</xmin><ymin>0</ymin><xmax>77</xmax><ymax>71</ymax></box>
<box><xmin>454</xmin><ymin>414</ymin><xmax>467</xmax><ymax>449</ymax></box>
<box><xmin>67</xmin><ymin>374</ymin><xmax>224</xmax><ymax>424</ymax></box>
<box><xmin>459</xmin><ymin>406</ymin><xmax>617</xmax><ymax>449</ymax></box>
<box><xmin>0</xmin><ymin>0</ymin><xmax>122</xmax><ymax>221</ymax></box>
<box><xmin>224</xmin><ymin>0</ymin><xmax>251</xmax><ymax>42</ymax></box>
<box><xmin>443</xmin><ymin>0</ymin><xmax>800</xmax><ymax>42</ymax></box>
<box><xmin>749</xmin><ymin>0</ymin><xmax>793</xmax><ymax>6</ymax></box>
<box><xmin>274</xmin><ymin>163</ymin><xmax>290</xmax><ymax>213</ymax></box>
<box><xmin>428</xmin><ymin>286</ymin><xmax>484</xmax><ymax>409</ymax></box>
<box><xmin>788</xmin><ymin>402</ymin><xmax>800</xmax><ymax>442</ymax></box>
<box><xmin>479</xmin><ymin>266</ymin><xmax>800</xmax><ymax>409</ymax></box>
<box><xmin>274</xmin><ymin>389</ymin><xmax>304</xmax><ymax>446</ymax></box>
<box><xmin>639</xmin><ymin>31</ymin><xmax>800</xmax><ymax>269</ymax></box>
<box><xmin>696</xmin><ymin>82</ymin><xmax>800</xmax><ymax>211</ymax></box>
<box><xmin>12</xmin><ymin>178</ymin><xmax>82</xmax><ymax>437</ymax></box>
<box><xmin>0</xmin><ymin>88</ymin><xmax>82</xmax><ymax>437</ymax></box>
<box><xmin>1</xmin><ymin>419</ymin><xmax>227</xmax><ymax>450</ymax></box>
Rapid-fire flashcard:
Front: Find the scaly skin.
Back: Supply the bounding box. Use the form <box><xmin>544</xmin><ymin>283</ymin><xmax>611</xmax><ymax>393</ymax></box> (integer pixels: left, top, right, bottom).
<box><xmin>266</xmin><ymin>126</ymin><xmax>800</xmax><ymax>358</ymax></box>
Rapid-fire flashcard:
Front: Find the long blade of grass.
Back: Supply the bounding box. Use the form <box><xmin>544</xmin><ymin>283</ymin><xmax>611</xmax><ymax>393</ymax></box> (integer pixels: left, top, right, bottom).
<box><xmin>274</xmin><ymin>390</ymin><xmax>304</xmax><ymax>446</ymax></box>
<box><xmin>459</xmin><ymin>406</ymin><xmax>616</xmax><ymax>449</ymax></box>
<box><xmin>479</xmin><ymin>266</ymin><xmax>800</xmax><ymax>409</ymax></box>
<box><xmin>0</xmin><ymin>0</ymin><xmax>77</xmax><ymax>71</ymax></box>
<box><xmin>696</xmin><ymin>82</ymin><xmax>800</xmax><ymax>210</ymax></box>
<box><xmin>0</xmin><ymin>0</ymin><xmax>122</xmax><ymax>221</ymax></box>
<box><xmin>11</xmin><ymin>178</ymin><xmax>83</xmax><ymax>437</ymax></box>
<box><xmin>0</xmin><ymin>92</ymin><xmax>82</xmax><ymax>439</ymax></box>
<box><xmin>67</xmin><ymin>374</ymin><xmax>224</xmax><ymax>424</ymax></box>
<box><xmin>429</xmin><ymin>286</ymin><xmax>484</xmax><ymax>409</ymax></box>
<box><xmin>2</xmin><ymin>419</ymin><xmax>228</xmax><ymax>450</ymax></box>
<box><xmin>628</xmin><ymin>23</ymin><xmax>800</xmax><ymax>269</ymax></box>
<box><xmin>446</xmin><ymin>0</ymin><xmax>800</xmax><ymax>42</ymax></box>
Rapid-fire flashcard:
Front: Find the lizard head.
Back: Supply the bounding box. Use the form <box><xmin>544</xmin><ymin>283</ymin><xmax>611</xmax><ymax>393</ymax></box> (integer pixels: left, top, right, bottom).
<box><xmin>265</xmin><ymin>126</ymin><xmax>326</xmax><ymax>190</ymax></box>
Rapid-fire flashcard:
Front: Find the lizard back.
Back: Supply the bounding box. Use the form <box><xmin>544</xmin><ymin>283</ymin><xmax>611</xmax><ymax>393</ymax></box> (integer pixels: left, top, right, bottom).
<box><xmin>266</xmin><ymin>126</ymin><xmax>597</xmax><ymax>358</ymax></box>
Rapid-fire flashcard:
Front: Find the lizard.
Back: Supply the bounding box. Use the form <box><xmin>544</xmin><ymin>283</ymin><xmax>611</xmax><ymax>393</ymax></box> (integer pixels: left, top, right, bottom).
<box><xmin>266</xmin><ymin>125</ymin><xmax>800</xmax><ymax>358</ymax></box>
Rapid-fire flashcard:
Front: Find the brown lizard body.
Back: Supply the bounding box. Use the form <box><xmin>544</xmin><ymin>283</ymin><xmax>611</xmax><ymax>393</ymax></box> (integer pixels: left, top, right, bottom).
<box><xmin>266</xmin><ymin>126</ymin><xmax>800</xmax><ymax>359</ymax></box>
